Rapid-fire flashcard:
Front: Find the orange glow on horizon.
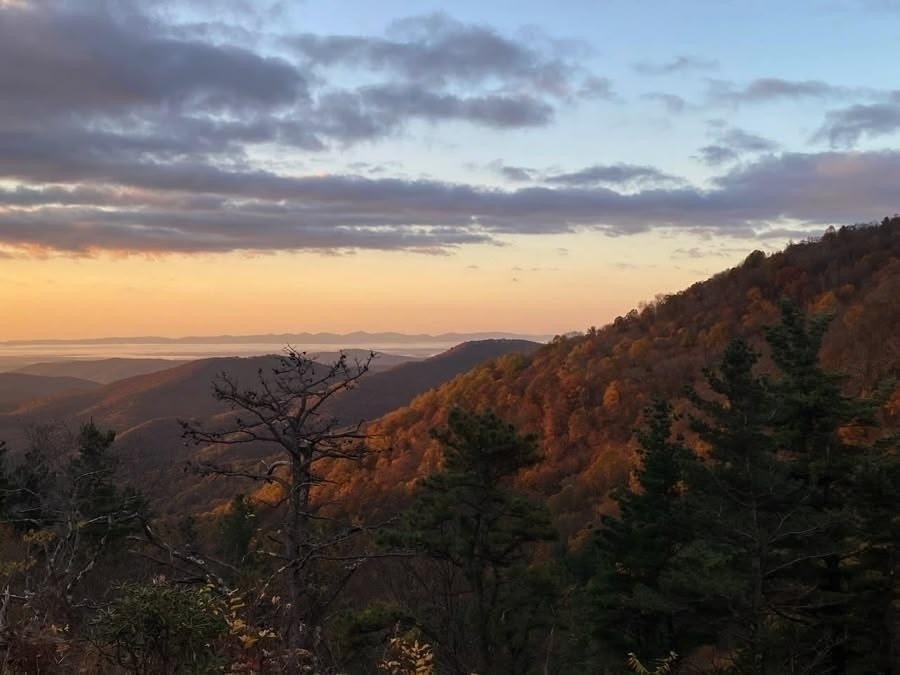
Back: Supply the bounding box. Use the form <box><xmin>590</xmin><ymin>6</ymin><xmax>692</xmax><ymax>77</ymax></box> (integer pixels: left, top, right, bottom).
<box><xmin>2</xmin><ymin>231</ymin><xmax>758</xmax><ymax>341</ymax></box>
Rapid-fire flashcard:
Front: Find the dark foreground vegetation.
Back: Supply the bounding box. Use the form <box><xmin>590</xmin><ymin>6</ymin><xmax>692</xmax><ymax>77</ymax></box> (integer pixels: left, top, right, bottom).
<box><xmin>0</xmin><ymin>219</ymin><xmax>898</xmax><ymax>673</ymax></box>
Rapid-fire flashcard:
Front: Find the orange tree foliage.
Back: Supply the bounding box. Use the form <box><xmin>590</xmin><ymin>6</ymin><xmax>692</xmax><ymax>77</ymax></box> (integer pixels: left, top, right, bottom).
<box><xmin>318</xmin><ymin>219</ymin><xmax>900</xmax><ymax>539</ymax></box>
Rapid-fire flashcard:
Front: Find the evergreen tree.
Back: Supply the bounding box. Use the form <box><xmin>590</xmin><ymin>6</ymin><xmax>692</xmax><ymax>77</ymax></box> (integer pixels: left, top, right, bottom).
<box><xmin>588</xmin><ymin>399</ymin><xmax>701</xmax><ymax>665</ymax></box>
<box><xmin>68</xmin><ymin>422</ymin><xmax>145</xmax><ymax>542</ymax></box>
<box><xmin>0</xmin><ymin>422</ymin><xmax>146</xmax><ymax>627</ymax></box>
<box><xmin>685</xmin><ymin>338</ymin><xmax>806</xmax><ymax>674</ymax></box>
<box><xmin>219</xmin><ymin>493</ymin><xmax>257</xmax><ymax>568</ymax></box>
<box><xmin>764</xmin><ymin>300</ymin><xmax>897</xmax><ymax>674</ymax></box>
<box><xmin>388</xmin><ymin>408</ymin><xmax>557</xmax><ymax>674</ymax></box>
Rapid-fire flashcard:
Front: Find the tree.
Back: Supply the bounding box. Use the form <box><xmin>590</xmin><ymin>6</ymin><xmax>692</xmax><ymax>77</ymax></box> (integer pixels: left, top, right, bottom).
<box><xmin>678</xmin><ymin>302</ymin><xmax>897</xmax><ymax>674</ymax></box>
<box><xmin>181</xmin><ymin>348</ymin><xmax>375</xmax><ymax>657</ymax></box>
<box><xmin>685</xmin><ymin>338</ymin><xmax>806</xmax><ymax>674</ymax></box>
<box><xmin>588</xmin><ymin>399</ymin><xmax>702</xmax><ymax>666</ymax></box>
<box><xmin>219</xmin><ymin>494</ymin><xmax>258</xmax><ymax>569</ymax></box>
<box><xmin>0</xmin><ymin>422</ymin><xmax>146</xmax><ymax>645</ymax></box>
<box><xmin>386</xmin><ymin>408</ymin><xmax>557</xmax><ymax>674</ymax></box>
<box><xmin>764</xmin><ymin>299</ymin><xmax>897</xmax><ymax>673</ymax></box>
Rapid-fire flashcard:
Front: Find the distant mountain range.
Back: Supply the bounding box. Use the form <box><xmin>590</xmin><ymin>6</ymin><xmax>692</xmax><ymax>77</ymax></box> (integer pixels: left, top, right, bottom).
<box><xmin>0</xmin><ymin>339</ymin><xmax>541</xmax><ymax>511</ymax></box>
<box><xmin>2</xmin><ymin>331</ymin><xmax>554</xmax><ymax>346</ymax></box>
<box><xmin>9</xmin><ymin>352</ymin><xmax>417</xmax><ymax>384</ymax></box>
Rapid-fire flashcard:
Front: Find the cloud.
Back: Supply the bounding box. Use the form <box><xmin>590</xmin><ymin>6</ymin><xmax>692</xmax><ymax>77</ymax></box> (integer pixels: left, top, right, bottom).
<box><xmin>635</xmin><ymin>55</ymin><xmax>717</xmax><ymax>75</ymax></box>
<box><xmin>0</xmin><ymin>1</ymin><xmax>604</xmax><ymax>181</ymax></box>
<box><xmin>577</xmin><ymin>76</ymin><xmax>617</xmax><ymax>100</ymax></box>
<box><xmin>488</xmin><ymin>162</ymin><xmax>682</xmax><ymax>188</ymax></box>
<box><xmin>2</xmin><ymin>151</ymin><xmax>897</xmax><ymax>255</ymax></box>
<box><xmin>289</xmin><ymin>12</ymin><xmax>594</xmax><ymax>98</ymax></box>
<box><xmin>355</xmin><ymin>84</ymin><xmax>555</xmax><ymax>128</ymax></box>
<box><xmin>0</xmin><ymin>3</ymin><xmax>895</xmax><ymax>258</ymax></box>
<box><xmin>709</xmin><ymin>78</ymin><xmax>863</xmax><ymax>104</ymax></box>
<box><xmin>543</xmin><ymin>164</ymin><xmax>684</xmax><ymax>187</ymax></box>
<box><xmin>813</xmin><ymin>101</ymin><xmax>900</xmax><ymax>147</ymax></box>
<box><xmin>0</xmin><ymin>2</ymin><xmax>307</xmax><ymax>124</ymax></box>
<box><xmin>696</xmin><ymin>127</ymin><xmax>779</xmax><ymax>166</ymax></box>
<box><xmin>643</xmin><ymin>92</ymin><xmax>690</xmax><ymax>113</ymax></box>
<box><xmin>489</xmin><ymin>163</ymin><xmax>538</xmax><ymax>182</ymax></box>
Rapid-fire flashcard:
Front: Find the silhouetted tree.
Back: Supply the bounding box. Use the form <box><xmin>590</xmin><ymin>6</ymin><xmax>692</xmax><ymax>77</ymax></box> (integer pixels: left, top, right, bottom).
<box><xmin>181</xmin><ymin>349</ymin><xmax>375</xmax><ymax>657</ymax></box>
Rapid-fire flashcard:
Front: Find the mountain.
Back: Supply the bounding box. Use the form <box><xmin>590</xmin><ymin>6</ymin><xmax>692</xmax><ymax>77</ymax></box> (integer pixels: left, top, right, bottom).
<box><xmin>13</xmin><ymin>358</ymin><xmax>188</xmax><ymax>384</ymax></box>
<box><xmin>10</xmin><ymin>352</ymin><xmax>416</xmax><ymax>384</ymax></box>
<box><xmin>0</xmin><ymin>373</ymin><xmax>99</xmax><ymax>412</ymax></box>
<box><xmin>316</xmin><ymin>219</ymin><xmax>900</xmax><ymax>537</ymax></box>
<box><xmin>328</xmin><ymin>339</ymin><xmax>541</xmax><ymax>426</ymax></box>
<box><xmin>0</xmin><ymin>340</ymin><xmax>539</xmax><ymax>511</ymax></box>
<box><xmin>2</xmin><ymin>331</ymin><xmax>552</xmax><ymax>347</ymax></box>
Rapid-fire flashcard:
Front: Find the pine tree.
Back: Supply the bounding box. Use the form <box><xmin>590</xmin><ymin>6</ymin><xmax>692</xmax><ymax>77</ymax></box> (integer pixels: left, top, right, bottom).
<box><xmin>764</xmin><ymin>300</ymin><xmax>897</xmax><ymax>674</ymax></box>
<box><xmin>388</xmin><ymin>408</ymin><xmax>557</xmax><ymax>674</ymax></box>
<box><xmin>685</xmin><ymin>338</ymin><xmax>805</xmax><ymax>674</ymax></box>
<box><xmin>589</xmin><ymin>399</ymin><xmax>701</xmax><ymax>664</ymax></box>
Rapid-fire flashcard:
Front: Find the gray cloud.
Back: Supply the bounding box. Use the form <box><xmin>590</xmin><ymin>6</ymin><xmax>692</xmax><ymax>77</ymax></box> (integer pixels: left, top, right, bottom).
<box><xmin>813</xmin><ymin>101</ymin><xmax>900</xmax><ymax>146</ymax></box>
<box><xmin>2</xmin><ymin>151</ymin><xmax>897</xmax><ymax>255</ymax></box>
<box><xmin>696</xmin><ymin>145</ymin><xmax>740</xmax><ymax>166</ymax></box>
<box><xmin>489</xmin><ymin>163</ymin><xmax>537</xmax><ymax>182</ymax></box>
<box><xmin>696</xmin><ymin>128</ymin><xmax>779</xmax><ymax>165</ymax></box>
<box><xmin>0</xmin><ymin>3</ymin><xmax>895</xmax><ymax>258</ymax></box>
<box><xmin>488</xmin><ymin>162</ymin><xmax>682</xmax><ymax>187</ymax></box>
<box><xmin>543</xmin><ymin>164</ymin><xmax>684</xmax><ymax>187</ymax></box>
<box><xmin>709</xmin><ymin>78</ymin><xmax>862</xmax><ymax>104</ymax></box>
<box><xmin>290</xmin><ymin>12</ymin><xmax>589</xmax><ymax>97</ymax></box>
<box><xmin>0</xmin><ymin>0</ymin><xmax>595</xmax><ymax>182</ymax></box>
<box><xmin>356</xmin><ymin>84</ymin><xmax>554</xmax><ymax>128</ymax></box>
<box><xmin>635</xmin><ymin>55</ymin><xmax>717</xmax><ymax>75</ymax></box>
<box><xmin>0</xmin><ymin>2</ymin><xmax>307</xmax><ymax>124</ymax></box>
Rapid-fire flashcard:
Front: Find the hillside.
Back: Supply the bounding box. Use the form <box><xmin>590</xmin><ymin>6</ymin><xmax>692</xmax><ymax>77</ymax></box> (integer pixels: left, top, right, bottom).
<box><xmin>0</xmin><ymin>341</ymin><xmax>537</xmax><ymax>510</ymax></box>
<box><xmin>0</xmin><ymin>372</ymin><xmax>99</xmax><ymax>412</ymax></box>
<box><xmin>329</xmin><ymin>339</ymin><xmax>541</xmax><ymax>425</ymax></box>
<box><xmin>12</xmin><ymin>357</ymin><xmax>188</xmax><ymax>384</ymax></box>
<box><xmin>319</xmin><ymin>219</ymin><xmax>900</xmax><ymax>537</ymax></box>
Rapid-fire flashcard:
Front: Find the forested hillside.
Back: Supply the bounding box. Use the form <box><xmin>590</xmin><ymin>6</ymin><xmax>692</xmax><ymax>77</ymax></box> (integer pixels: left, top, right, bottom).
<box><xmin>0</xmin><ymin>373</ymin><xmax>99</xmax><ymax>412</ymax></box>
<box><xmin>12</xmin><ymin>358</ymin><xmax>188</xmax><ymax>384</ymax></box>
<box><xmin>324</xmin><ymin>219</ymin><xmax>899</xmax><ymax>536</ymax></box>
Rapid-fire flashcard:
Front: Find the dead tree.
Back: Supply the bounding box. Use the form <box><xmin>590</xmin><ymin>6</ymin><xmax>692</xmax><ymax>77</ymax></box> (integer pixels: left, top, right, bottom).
<box><xmin>181</xmin><ymin>348</ymin><xmax>375</xmax><ymax>655</ymax></box>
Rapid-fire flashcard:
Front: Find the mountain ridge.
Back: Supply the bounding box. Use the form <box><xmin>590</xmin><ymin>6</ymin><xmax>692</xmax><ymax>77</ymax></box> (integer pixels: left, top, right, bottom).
<box><xmin>2</xmin><ymin>331</ymin><xmax>553</xmax><ymax>346</ymax></box>
<box><xmin>316</xmin><ymin>220</ymin><xmax>900</xmax><ymax>537</ymax></box>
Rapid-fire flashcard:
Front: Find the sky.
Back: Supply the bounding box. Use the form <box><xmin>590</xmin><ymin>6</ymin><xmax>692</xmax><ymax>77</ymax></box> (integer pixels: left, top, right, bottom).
<box><xmin>1</xmin><ymin>0</ymin><xmax>899</xmax><ymax>339</ymax></box>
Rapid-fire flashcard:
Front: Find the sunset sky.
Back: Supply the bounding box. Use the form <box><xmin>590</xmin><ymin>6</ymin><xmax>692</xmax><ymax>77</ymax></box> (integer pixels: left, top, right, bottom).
<box><xmin>2</xmin><ymin>0</ymin><xmax>899</xmax><ymax>339</ymax></box>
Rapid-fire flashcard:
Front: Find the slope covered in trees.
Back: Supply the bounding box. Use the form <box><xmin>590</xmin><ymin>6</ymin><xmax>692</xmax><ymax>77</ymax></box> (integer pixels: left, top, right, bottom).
<box><xmin>0</xmin><ymin>373</ymin><xmax>99</xmax><ymax>412</ymax></box>
<box><xmin>11</xmin><ymin>357</ymin><xmax>189</xmax><ymax>384</ymax></box>
<box><xmin>327</xmin><ymin>219</ymin><xmax>900</xmax><ymax>535</ymax></box>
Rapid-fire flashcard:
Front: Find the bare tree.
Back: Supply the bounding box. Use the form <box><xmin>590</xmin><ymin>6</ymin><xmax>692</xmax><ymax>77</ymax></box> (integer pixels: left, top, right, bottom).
<box><xmin>180</xmin><ymin>348</ymin><xmax>375</xmax><ymax>655</ymax></box>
